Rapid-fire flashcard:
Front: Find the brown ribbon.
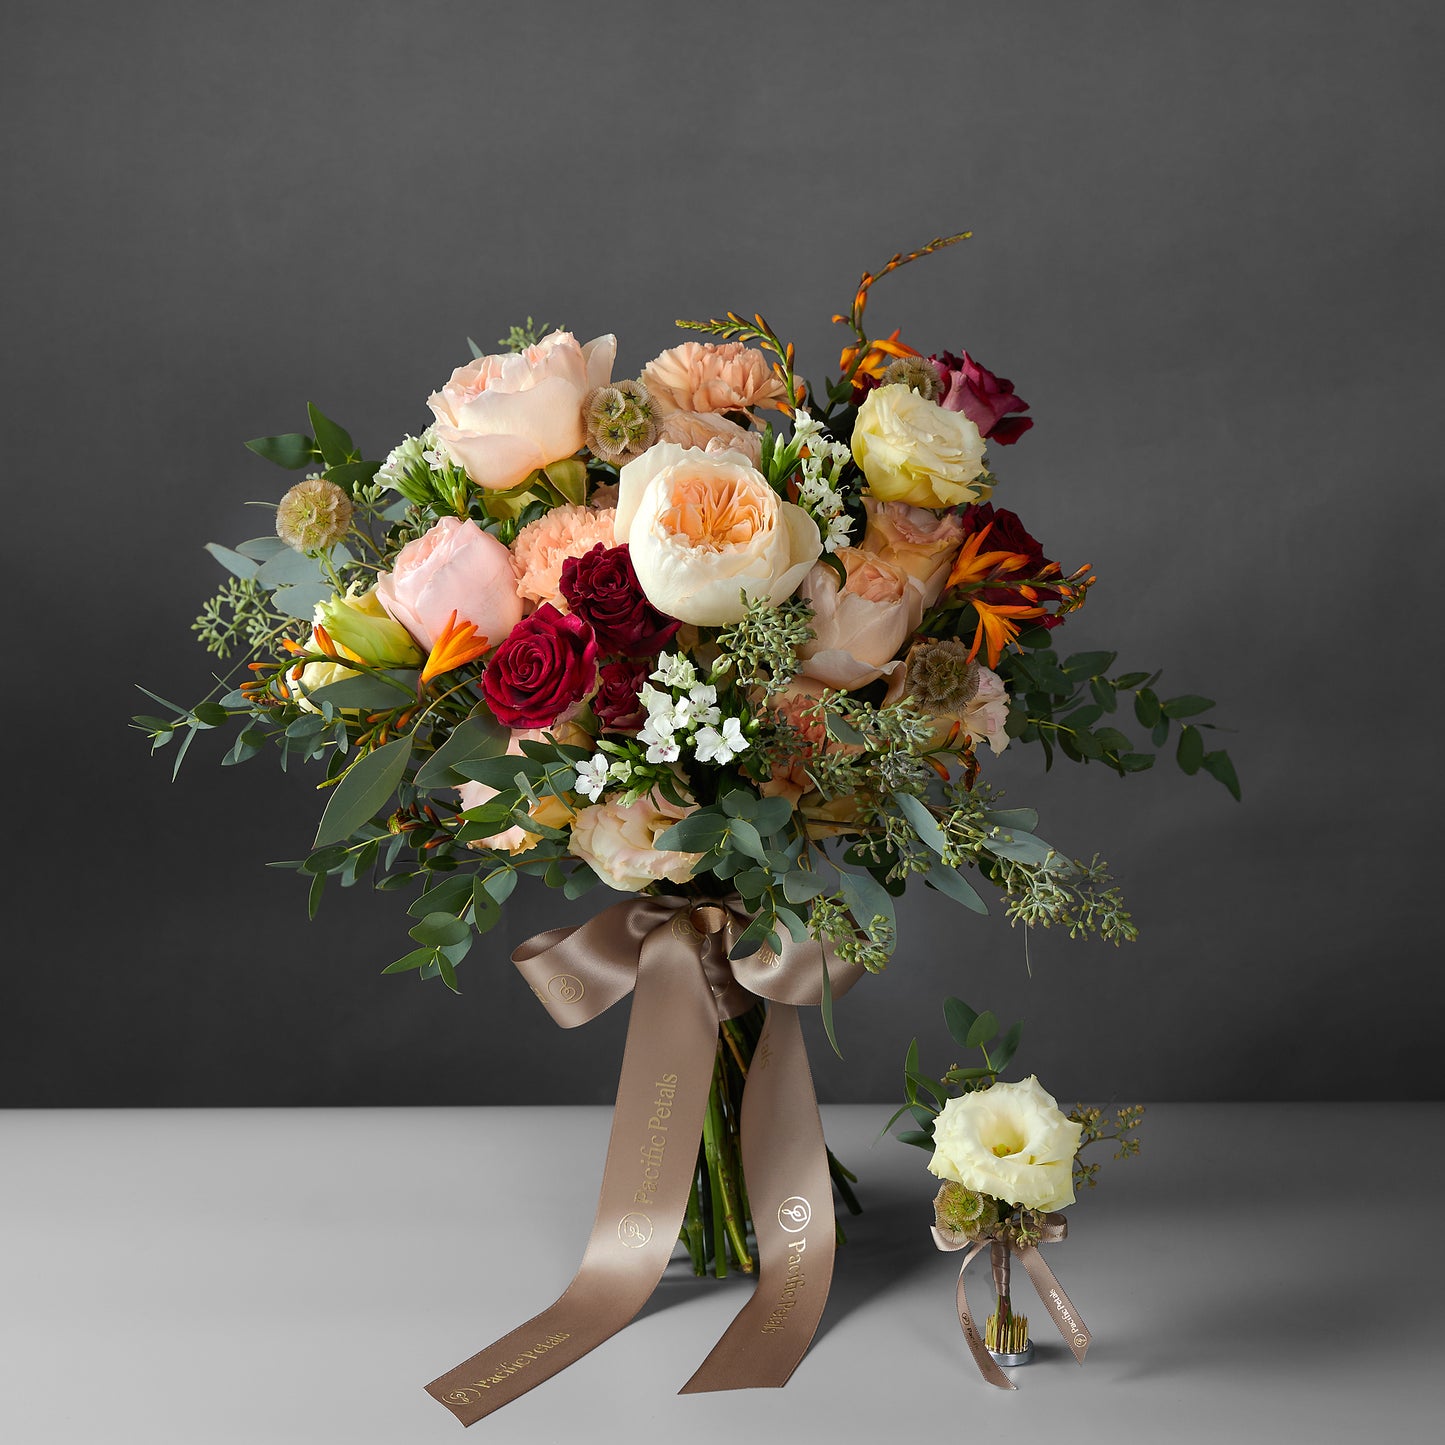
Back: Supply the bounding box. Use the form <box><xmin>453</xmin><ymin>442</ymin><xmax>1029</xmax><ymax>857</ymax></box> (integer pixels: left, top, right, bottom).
<box><xmin>932</xmin><ymin>1214</ymin><xmax>1091</xmax><ymax>1390</ymax></box>
<box><xmin>425</xmin><ymin>895</ymin><xmax>863</xmax><ymax>1426</ymax></box>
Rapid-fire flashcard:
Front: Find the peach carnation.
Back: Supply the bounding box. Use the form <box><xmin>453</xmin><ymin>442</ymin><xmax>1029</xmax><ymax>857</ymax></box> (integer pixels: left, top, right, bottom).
<box><xmin>641</xmin><ymin>341</ymin><xmax>790</xmax><ymax>418</ymax></box>
<box><xmin>511</xmin><ymin>504</ymin><xmax>616</xmax><ymax>609</ymax></box>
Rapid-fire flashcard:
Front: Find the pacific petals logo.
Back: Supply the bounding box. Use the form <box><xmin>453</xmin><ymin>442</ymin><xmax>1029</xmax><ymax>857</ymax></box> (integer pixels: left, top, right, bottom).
<box><xmin>618</xmin><ymin>1213</ymin><xmax>653</xmax><ymax>1248</ymax></box>
<box><xmin>777</xmin><ymin>1197</ymin><xmax>811</xmax><ymax>1233</ymax></box>
<box><xmin>546</xmin><ymin>974</ymin><xmax>584</xmax><ymax>1004</ymax></box>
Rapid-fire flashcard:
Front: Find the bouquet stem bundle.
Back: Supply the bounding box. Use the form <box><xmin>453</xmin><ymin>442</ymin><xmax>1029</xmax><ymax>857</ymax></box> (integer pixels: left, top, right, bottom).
<box><xmin>682</xmin><ymin>1001</ymin><xmax>860</xmax><ymax>1277</ymax></box>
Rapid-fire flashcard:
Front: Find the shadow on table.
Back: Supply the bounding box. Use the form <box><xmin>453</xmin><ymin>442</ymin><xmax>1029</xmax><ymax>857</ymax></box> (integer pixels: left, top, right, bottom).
<box><xmin>632</xmin><ymin>1181</ymin><xmax>931</xmax><ymax>1340</ymax></box>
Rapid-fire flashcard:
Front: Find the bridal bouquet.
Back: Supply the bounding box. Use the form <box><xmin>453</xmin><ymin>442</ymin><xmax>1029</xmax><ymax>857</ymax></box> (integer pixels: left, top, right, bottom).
<box><xmin>136</xmin><ymin>233</ymin><xmax>1231</xmax><ymax>1422</ymax></box>
<box><xmin>895</xmin><ymin>999</ymin><xmax>1144</xmax><ymax>1388</ymax></box>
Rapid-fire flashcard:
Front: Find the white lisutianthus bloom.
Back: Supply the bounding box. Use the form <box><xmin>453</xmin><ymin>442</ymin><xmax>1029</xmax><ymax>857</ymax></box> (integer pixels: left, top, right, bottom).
<box><xmin>928</xmin><ymin>1076</ymin><xmax>1083</xmax><ymax>1213</ymax></box>
<box><xmin>574</xmin><ymin>753</ymin><xmax>611</xmax><ymax>803</ymax></box>
<box><xmin>694</xmin><ymin>717</ymin><xmax>749</xmax><ymax>765</ymax></box>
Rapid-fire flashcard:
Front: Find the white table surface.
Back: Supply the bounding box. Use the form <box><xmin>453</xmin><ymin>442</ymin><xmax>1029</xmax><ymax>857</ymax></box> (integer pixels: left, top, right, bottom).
<box><xmin>2</xmin><ymin>1104</ymin><xmax>1441</xmax><ymax>1444</ymax></box>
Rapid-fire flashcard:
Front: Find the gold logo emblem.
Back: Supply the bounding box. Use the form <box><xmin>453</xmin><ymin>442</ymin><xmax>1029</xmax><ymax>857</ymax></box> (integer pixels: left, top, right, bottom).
<box><xmin>671</xmin><ymin>914</ymin><xmax>701</xmax><ymax>943</ymax></box>
<box><xmin>443</xmin><ymin>1388</ymin><xmax>482</xmax><ymax>1405</ymax></box>
<box><xmin>777</xmin><ymin>1196</ymin><xmax>811</xmax><ymax>1232</ymax></box>
<box><xmin>618</xmin><ymin>1212</ymin><xmax>653</xmax><ymax>1248</ymax></box>
<box><xmin>546</xmin><ymin>974</ymin><xmax>584</xmax><ymax>1004</ymax></box>
<box><xmin>1074</xmin><ymin>1332</ymin><xmax>1088</xmax><ymax>1349</ymax></box>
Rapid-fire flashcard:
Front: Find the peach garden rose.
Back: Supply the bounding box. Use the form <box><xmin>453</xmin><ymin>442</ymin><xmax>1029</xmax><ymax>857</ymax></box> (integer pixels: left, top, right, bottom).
<box><xmin>613</xmin><ymin>442</ymin><xmax>821</xmax><ymax>626</ymax></box>
<box><xmin>795</xmin><ymin>548</ymin><xmax>922</xmax><ymax>691</ymax></box>
<box><xmin>429</xmin><ymin>330</ymin><xmax>616</xmax><ymax>491</ymax></box>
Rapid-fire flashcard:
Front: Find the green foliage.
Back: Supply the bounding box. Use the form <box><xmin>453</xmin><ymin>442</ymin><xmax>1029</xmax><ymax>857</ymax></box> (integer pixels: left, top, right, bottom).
<box><xmin>999</xmin><ymin>647</ymin><xmax>1239</xmax><ymax>799</ymax></box>
<box><xmin>192</xmin><ymin>577</ymin><xmax>287</xmax><ymax>659</ymax></box>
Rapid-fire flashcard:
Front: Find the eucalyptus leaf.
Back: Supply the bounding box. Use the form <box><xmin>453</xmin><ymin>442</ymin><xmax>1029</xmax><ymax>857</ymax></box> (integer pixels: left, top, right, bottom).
<box><xmin>308</xmin><ymin>671</ymin><xmax>419</xmax><ymax>711</ymax></box>
<box><xmin>893</xmin><ymin>792</ymin><xmax>948</xmax><ymax>855</ymax></box>
<box><xmin>245</xmin><ymin>432</ymin><xmax>317</xmax><ymax>469</ymax></box>
<box><xmin>204</xmin><ymin>542</ymin><xmax>260</xmax><ymax>579</ymax></box>
<box><xmin>1202</xmin><ymin>749</ymin><xmax>1242</xmax><ymax>800</ymax></box>
<box><xmin>410</xmin><ymin>912</ymin><xmax>471</xmax><ymax>948</ymax></box>
<box><xmin>1176</xmin><ymin>724</ymin><xmax>1205</xmax><ymax>774</ymax></box>
<box><xmin>925</xmin><ymin>864</ymin><xmax>988</xmax><ymax>914</ymax></box>
<box><xmin>413</xmin><ymin>711</ymin><xmax>510</xmax><ymax>790</ymax></box>
<box><xmin>315</xmin><ymin>735</ymin><xmax>413</xmax><ymax>847</ymax></box>
<box><xmin>943</xmin><ymin>997</ymin><xmax>980</xmax><ymax>1048</ymax></box>
<box><xmin>965</xmin><ymin>1010</ymin><xmax>998</xmax><ymax>1049</ymax></box>
<box><xmin>307</xmin><ymin>402</ymin><xmax>356</xmax><ymax>466</ymax></box>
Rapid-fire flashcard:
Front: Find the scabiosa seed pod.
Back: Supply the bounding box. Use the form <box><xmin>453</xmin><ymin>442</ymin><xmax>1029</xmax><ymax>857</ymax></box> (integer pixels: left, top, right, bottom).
<box><xmin>902</xmin><ymin>637</ymin><xmax>980</xmax><ymax>713</ymax></box>
<box><xmin>276</xmin><ymin>476</ymin><xmax>353</xmax><ymax>552</ymax></box>
<box><xmin>880</xmin><ymin>355</ymin><xmax>944</xmax><ymax>402</ymax></box>
<box><xmin>933</xmin><ymin>1181</ymin><xmax>992</xmax><ymax>1241</ymax></box>
<box><xmin>583</xmin><ymin>380</ymin><xmax>659</xmax><ymax>464</ymax></box>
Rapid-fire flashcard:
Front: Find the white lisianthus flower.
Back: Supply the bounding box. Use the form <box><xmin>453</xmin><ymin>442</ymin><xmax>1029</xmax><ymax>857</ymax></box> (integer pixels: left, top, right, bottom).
<box><xmin>615</xmin><ymin>443</ymin><xmax>822</xmax><ymax>625</ymax></box>
<box><xmin>927</xmin><ymin>1076</ymin><xmax>1083</xmax><ymax>1213</ymax></box>
<box><xmin>651</xmin><ymin>652</ymin><xmax>698</xmax><ymax>690</ymax></box>
<box><xmin>852</xmin><ymin>383</ymin><xmax>990</xmax><ymax>509</ymax></box>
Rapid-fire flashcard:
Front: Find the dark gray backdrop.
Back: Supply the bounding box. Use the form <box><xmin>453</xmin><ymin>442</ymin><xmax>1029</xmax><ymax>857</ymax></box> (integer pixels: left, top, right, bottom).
<box><xmin>4</xmin><ymin>0</ymin><xmax>1439</xmax><ymax>1105</ymax></box>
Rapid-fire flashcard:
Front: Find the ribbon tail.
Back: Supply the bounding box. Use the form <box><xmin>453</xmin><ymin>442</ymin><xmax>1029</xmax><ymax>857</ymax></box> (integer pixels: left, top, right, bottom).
<box><xmin>1016</xmin><ymin>1243</ymin><xmax>1091</xmax><ymax>1363</ymax></box>
<box><xmin>680</xmin><ymin>1003</ymin><xmax>835</xmax><ymax>1393</ymax></box>
<box><xmin>425</xmin><ymin>925</ymin><xmax>719</xmax><ymax>1426</ymax></box>
<box><xmin>954</xmin><ymin>1241</ymin><xmax>1016</xmax><ymax>1389</ymax></box>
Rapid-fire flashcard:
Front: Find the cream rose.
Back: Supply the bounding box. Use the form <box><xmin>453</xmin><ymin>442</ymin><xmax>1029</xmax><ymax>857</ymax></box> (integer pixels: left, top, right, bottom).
<box><xmin>852</xmin><ymin>383</ymin><xmax>990</xmax><ymax>509</ymax></box>
<box><xmin>795</xmin><ymin>548</ymin><xmax>921</xmax><ymax>691</ymax></box>
<box><xmin>859</xmin><ymin>497</ymin><xmax>967</xmax><ymax>607</ymax></box>
<box><xmin>928</xmin><ymin>1076</ymin><xmax>1083</xmax><ymax>1212</ymax></box>
<box><xmin>428</xmin><ymin>331</ymin><xmax>616</xmax><ymax>491</ymax></box>
<box><xmin>614</xmin><ymin>442</ymin><xmax>821</xmax><ymax>626</ymax></box>
<box><xmin>568</xmin><ymin>789</ymin><xmax>703</xmax><ymax>892</ymax></box>
<box><xmin>375</xmin><ymin>516</ymin><xmax>523</xmax><ymax>653</ymax></box>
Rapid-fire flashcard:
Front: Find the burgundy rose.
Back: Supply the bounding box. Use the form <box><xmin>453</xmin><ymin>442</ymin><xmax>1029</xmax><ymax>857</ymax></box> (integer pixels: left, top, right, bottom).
<box><xmin>481</xmin><ymin>603</ymin><xmax>598</xmax><ymax>729</ymax></box>
<box><xmin>559</xmin><ymin>543</ymin><xmax>680</xmax><ymax>656</ymax></box>
<box><xmin>958</xmin><ymin>503</ymin><xmax>1060</xmax><ymax>619</ymax></box>
<box><xmin>932</xmin><ymin>350</ymin><xmax>1033</xmax><ymax>445</ymax></box>
<box><xmin>593</xmin><ymin>658</ymin><xmax>650</xmax><ymax>731</ymax></box>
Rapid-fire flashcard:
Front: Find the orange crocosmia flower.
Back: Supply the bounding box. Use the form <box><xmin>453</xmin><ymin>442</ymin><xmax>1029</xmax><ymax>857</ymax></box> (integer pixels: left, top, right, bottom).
<box><xmin>967</xmin><ymin>599</ymin><xmax>1046</xmax><ymax>669</ymax></box>
<box><xmin>944</xmin><ymin>521</ymin><xmax>1035</xmax><ymax>593</ymax></box>
<box><xmin>838</xmin><ymin>329</ymin><xmax>919</xmax><ymax>386</ymax></box>
<box><xmin>421</xmin><ymin>609</ymin><xmax>490</xmax><ymax>684</ymax></box>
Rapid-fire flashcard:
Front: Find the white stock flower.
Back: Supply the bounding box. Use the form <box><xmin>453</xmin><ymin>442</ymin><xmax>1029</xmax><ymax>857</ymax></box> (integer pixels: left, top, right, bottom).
<box><xmin>927</xmin><ymin>1076</ymin><xmax>1083</xmax><ymax>1213</ymax></box>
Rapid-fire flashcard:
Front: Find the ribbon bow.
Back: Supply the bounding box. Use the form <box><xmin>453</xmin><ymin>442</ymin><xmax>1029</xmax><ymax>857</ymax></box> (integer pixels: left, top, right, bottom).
<box><xmin>932</xmin><ymin>1213</ymin><xmax>1091</xmax><ymax>1390</ymax></box>
<box><xmin>426</xmin><ymin>895</ymin><xmax>864</xmax><ymax>1426</ymax></box>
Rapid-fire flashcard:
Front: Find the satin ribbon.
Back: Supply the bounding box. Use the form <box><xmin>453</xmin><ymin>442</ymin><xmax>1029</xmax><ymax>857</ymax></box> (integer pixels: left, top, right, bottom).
<box><xmin>425</xmin><ymin>895</ymin><xmax>863</xmax><ymax>1426</ymax></box>
<box><xmin>932</xmin><ymin>1214</ymin><xmax>1091</xmax><ymax>1390</ymax></box>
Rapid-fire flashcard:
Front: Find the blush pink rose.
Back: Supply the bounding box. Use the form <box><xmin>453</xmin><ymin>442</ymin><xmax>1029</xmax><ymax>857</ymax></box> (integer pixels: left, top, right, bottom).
<box><xmin>428</xmin><ymin>331</ymin><xmax>616</xmax><ymax>491</ymax></box>
<box><xmin>796</xmin><ymin>548</ymin><xmax>922</xmax><ymax>691</ymax></box>
<box><xmin>859</xmin><ymin>498</ymin><xmax>967</xmax><ymax>608</ymax></box>
<box><xmin>658</xmin><ymin>410</ymin><xmax>764</xmax><ymax>465</ymax></box>
<box><xmin>375</xmin><ymin>516</ymin><xmax>523</xmax><ymax>652</ymax></box>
